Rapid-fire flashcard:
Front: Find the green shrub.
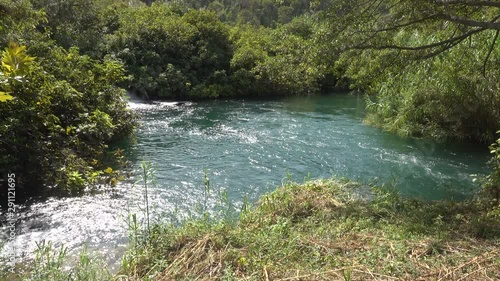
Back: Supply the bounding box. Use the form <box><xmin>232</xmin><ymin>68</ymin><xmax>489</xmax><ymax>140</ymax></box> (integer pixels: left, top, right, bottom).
<box><xmin>483</xmin><ymin>134</ymin><xmax>500</xmax><ymax>204</ymax></box>
<box><xmin>107</xmin><ymin>5</ymin><xmax>233</xmax><ymax>99</ymax></box>
<box><xmin>0</xmin><ymin>43</ymin><xmax>135</xmax><ymax>195</ymax></box>
<box><xmin>340</xmin><ymin>29</ymin><xmax>500</xmax><ymax>143</ymax></box>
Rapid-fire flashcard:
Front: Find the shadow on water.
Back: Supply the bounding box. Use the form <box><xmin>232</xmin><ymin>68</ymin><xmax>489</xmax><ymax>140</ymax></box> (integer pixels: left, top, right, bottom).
<box><xmin>283</xmin><ymin>92</ymin><xmax>366</xmax><ymax>119</ymax></box>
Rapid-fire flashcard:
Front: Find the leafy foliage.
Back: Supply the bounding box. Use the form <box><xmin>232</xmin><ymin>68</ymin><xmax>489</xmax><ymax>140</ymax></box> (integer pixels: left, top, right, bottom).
<box><xmin>230</xmin><ymin>19</ymin><xmax>329</xmax><ymax>97</ymax></box>
<box><xmin>357</xmin><ymin>33</ymin><xmax>500</xmax><ymax>142</ymax></box>
<box><xmin>30</xmin><ymin>0</ymin><xmax>145</xmax><ymax>56</ymax></box>
<box><xmin>326</xmin><ymin>0</ymin><xmax>500</xmax><ymax>143</ymax></box>
<box><xmin>157</xmin><ymin>0</ymin><xmax>325</xmax><ymax>27</ymax></box>
<box><xmin>483</xmin><ymin>133</ymin><xmax>500</xmax><ymax>203</ymax></box>
<box><xmin>0</xmin><ymin>42</ymin><xmax>35</xmax><ymax>102</ymax></box>
<box><xmin>0</xmin><ymin>43</ymin><xmax>135</xmax><ymax>195</ymax></box>
<box><xmin>106</xmin><ymin>4</ymin><xmax>331</xmax><ymax>99</ymax></box>
<box><xmin>0</xmin><ymin>0</ymin><xmax>47</xmax><ymax>47</ymax></box>
<box><xmin>107</xmin><ymin>5</ymin><xmax>233</xmax><ymax>99</ymax></box>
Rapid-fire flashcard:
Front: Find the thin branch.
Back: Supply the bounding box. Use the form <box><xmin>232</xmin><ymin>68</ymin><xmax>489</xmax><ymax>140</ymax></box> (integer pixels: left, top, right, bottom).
<box><xmin>360</xmin><ymin>14</ymin><xmax>440</xmax><ymax>33</ymax></box>
<box><xmin>437</xmin><ymin>14</ymin><xmax>500</xmax><ymax>30</ymax></box>
<box><xmin>415</xmin><ymin>23</ymin><xmax>462</xmax><ymax>59</ymax></box>
<box><xmin>420</xmin><ymin>37</ymin><xmax>463</xmax><ymax>59</ymax></box>
<box><xmin>482</xmin><ymin>29</ymin><xmax>499</xmax><ymax>76</ymax></box>
<box><xmin>351</xmin><ymin>27</ymin><xmax>486</xmax><ymax>51</ymax></box>
<box><xmin>432</xmin><ymin>0</ymin><xmax>500</xmax><ymax>8</ymax></box>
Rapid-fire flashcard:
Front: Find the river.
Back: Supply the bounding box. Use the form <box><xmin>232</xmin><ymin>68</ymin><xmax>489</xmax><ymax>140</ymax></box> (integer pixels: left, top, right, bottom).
<box><xmin>0</xmin><ymin>93</ymin><xmax>490</xmax><ymax>270</ymax></box>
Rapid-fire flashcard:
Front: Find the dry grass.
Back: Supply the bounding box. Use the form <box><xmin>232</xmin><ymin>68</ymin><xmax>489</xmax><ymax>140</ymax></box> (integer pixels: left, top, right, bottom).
<box><xmin>154</xmin><ymin>234</ymin><xmax>234</xmax><ymax>280</ymax></box>
<box><xmin>120</xmin><ymin>179</ymin><xmax>500</xmax><ymax>281</ymax></box>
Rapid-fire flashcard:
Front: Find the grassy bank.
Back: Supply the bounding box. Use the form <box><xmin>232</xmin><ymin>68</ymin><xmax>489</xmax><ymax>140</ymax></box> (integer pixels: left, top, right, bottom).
<box><xmin>6</xmin><ymin>178</ymin><xmax>500</xmax><ymax>280</ymax></box>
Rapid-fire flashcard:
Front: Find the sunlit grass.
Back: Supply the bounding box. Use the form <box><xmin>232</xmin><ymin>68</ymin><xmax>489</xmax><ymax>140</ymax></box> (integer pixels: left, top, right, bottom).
<box><xmin>120</xmin><ymin>178</ymin><xmax>500</xmax><ymax>280</ymax></box>
<box><xmin>3</xmin><ymin>177</ymin><xmax>499</xmax><ymax>280</ymax></box>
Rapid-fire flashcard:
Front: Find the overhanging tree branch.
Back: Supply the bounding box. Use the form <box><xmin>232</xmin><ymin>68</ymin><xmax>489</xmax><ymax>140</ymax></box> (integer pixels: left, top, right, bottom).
<box><xmin>482</xmin><ymin>29</ymin><xmax>499</xmax><ymax>76</ymax></box>
<box><xmin>418</xmin><ymin>24</ymin><xmax>463</xmax><ymax>59</ymax></box>
<box><xmin>351</xmin><ymin>27</ymin><xmax>486</xmax><ymax>50</ymax></box>
<box><xmin>437</xmin><ymin>14</ymin><xmax>500</xmax><ymax>30</ymax></box>
<box><xmin>420</xmin><ymin>36</ymin><xmax>463</xmax><ymax>59</ymax></box>
<box><xmin>360</xmin><ymin>14</ymin><xmax>440</xmax><ymax>33</ymax></box>
<box><xmin>432</xmin><ymin>0</ymin><xmax>500</xmax><ymax>8</ymax></box>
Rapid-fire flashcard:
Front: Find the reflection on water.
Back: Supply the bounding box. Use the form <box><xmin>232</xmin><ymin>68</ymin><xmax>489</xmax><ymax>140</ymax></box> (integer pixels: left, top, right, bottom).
<box><xmin>0</xmin><ymin>93</ymin><xmax>490</xmax><ymax>269</ymax></box>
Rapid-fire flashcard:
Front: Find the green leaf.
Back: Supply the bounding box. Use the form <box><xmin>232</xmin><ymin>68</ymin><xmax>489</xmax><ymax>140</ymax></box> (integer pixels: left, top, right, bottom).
<box><xmin>1</xmin><ymin>42</ymin><xmax>35</xmax><ymax>77</ymax></box>
<box><xmin>0</xmin><ymin>91</ymin><xmax>13</xmax><ymax>102</ymax></box>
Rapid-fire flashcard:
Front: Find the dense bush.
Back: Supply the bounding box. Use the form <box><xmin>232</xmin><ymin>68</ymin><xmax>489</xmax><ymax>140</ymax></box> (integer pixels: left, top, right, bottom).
<box><xmin>485</xmin><ymin>134</ymin><xmax>500</xmax><ymax>203</ymax></box>
<box><xmin>330</xmin><ymin>1</ymin><xmax>500</xmax><ymax>143</ymax></box>
<box><xmin>0</xmin><ymin>43</ymin><xmax>135</xmax><ymax>195</ymax></box>
<box><xmin>107</xmin><ymin>4</ymin><xmax>331</xmax><ymax>99</ymax></box>
<box><xmin>352</xmin><ymin>30</ymin><xmax>500</xmax><ymax>143</ymax></box>
<box><xmin>230</xmin><ymin>19</ymin><xmax>329</xmax><ymax>97</ymax></box>
<box><xmin>0</xmin><ymin>0</ymin><xmax>47</xmax><ymax>47</ymax></box>
<box><xmin>158</xmin><ymin>0</ymin><xmax>324</xmax><ymax>27</ymax></box>
<box><xmin>107</xmin><ymin>5</ymin><xmax>234</xmax><ymax>99</ymax></box>
<box><xmin>28</xmin><ymin>0</ymin><xmax>146</xmax><ymax>57</ymax></box>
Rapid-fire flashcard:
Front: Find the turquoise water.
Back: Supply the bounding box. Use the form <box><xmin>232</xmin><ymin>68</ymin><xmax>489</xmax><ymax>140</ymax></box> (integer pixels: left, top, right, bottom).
<box><xmin>1</xmin><ymin>93</ymin><xmax>490</xmax><ymax>268</ymax></box>
<box><xmin>127</xmin><ymin>93</ymin><xmax>488</xmax><ymax>204</ymax></box>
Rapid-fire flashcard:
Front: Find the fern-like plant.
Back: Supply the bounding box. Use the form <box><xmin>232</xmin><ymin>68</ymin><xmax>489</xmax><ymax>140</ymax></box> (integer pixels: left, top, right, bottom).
<box><xmin>0</xmin><ymin>42</ymin><xmax>35</xmax><ymax>102</ymax></box>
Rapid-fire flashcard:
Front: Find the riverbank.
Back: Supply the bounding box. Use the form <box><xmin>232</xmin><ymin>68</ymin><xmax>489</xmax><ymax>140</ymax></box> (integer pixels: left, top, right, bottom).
<box><xmin>11</xmin><ymin>178</ymin><xmax>499</xmax><ymax>280</ymax></box>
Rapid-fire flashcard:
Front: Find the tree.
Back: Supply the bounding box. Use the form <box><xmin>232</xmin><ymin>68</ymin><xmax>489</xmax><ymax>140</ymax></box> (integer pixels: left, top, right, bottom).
<box><xmin>31</xmin><ymin>0</ymin><xmax>104</xmax><ymax>54</ymax></box>
<box><xmin>0</xmin><ymin>0</ymin><xmax>47</xmax><ymax>48</ymax></box>
<box><xmin>0</xmin><ymin>43</ymin><xmax>135</xmax><ymax>196</ymax></box>
<box><xmin>107</xmin><ymin>5</ymin><xmax>234</xmax><ymax>98</ymax></box>
<box><xmin>328</xmin><ymin>0</ymin><xmax>499</xmax><ymax>71</ymax></box>
<box><xmin>321</xmin><ymin>0</ymin><xmax>499</xmax><ymax>142</ymax></box>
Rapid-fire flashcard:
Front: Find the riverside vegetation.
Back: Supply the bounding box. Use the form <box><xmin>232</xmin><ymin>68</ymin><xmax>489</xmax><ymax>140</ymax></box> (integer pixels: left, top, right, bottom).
<box><xmin>11</xmin><ymin>175</ymin><xmax>500</xmax><ymax>280</ymax></box>
<box><xmin>0</xmin><ymin>0</ymin><xmax>499</xmax><ymax>280</ymax></box>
